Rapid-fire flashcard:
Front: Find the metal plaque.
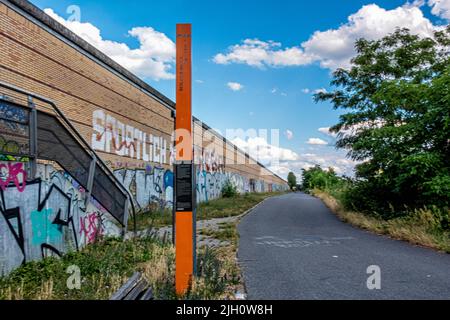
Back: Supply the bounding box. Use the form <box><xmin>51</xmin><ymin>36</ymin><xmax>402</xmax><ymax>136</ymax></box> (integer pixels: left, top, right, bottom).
<box><xmin>175</xmin><ymin>163</ymin><xmax>194</xmax><ymax>212</ymax></box>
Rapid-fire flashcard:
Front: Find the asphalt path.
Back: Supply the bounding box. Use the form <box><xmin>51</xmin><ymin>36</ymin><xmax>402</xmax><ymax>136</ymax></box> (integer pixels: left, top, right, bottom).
<box><xmin>238</xmin><ymin>192</ymin><xmax>450</xmax><ymax>300</ymax></box>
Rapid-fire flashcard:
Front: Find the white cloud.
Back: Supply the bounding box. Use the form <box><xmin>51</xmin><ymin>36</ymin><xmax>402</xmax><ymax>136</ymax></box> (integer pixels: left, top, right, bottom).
<box><xmin>213</xmin><ymin>38</ymin><xmax>314</xmax><ymax>68</ymax></box>
<box><xmin>231</xmin><ymin>137</ymin><xmax>299</xmax><ymax>163</ymax></box>
<box><xmin>301</xmin><ymin>88</ymin><xmax>311</xmax><ymax>94</ymax></box>
<box><xmin>227</xmin><ymin>82</ymin><xmax>244</xmax><ymax>91</ymax></box>
<box><xmin>318</xmin><ymin>127</ymin><xmax>338</xmax><ymax>138</ymax></box>
<box><xmin>44</xmin><ymin>8</ymin><xmax>175</xmax><ymax>81</ymax></box>
<box><xmin>214</xmin><ymin>3</ymin><xmax>442</xmax><ymax>71</ymax></box>
<box><xmin>307</xmin><ymin>138</ymin><xmax>328</xmax><ymax>146</ymax></box>
<box><xmin>195</xmin><ymin>80</ymin><xmax>204</xmax><ymax>84</ymax></box>
<box><xmin>269</xmin><ymin>149</ymin><xmax>359</xmax><ymax>179</ymax></box>
<box><xmin>317</xmin><ymin>121</ymin><xmax>386</xmax><ymax>142</ymax></box>
<box><xmin>302</xmin><ymin>4</ymin><xmax>438</xmax><ymax>69</ymax></box>
<box><xmin>429</xmin><ymin>0</ymin><xmax>450</xmax><ymax>20</ymax></box>
<box><xmin>285</xmin><ymin>130</ymin><xmax>294</xmax><ymax>140</ymax></box>
<box><xmin>271</xmin><ymin>88</ymin><xmax>278</xmax><ymax>94</ymax></box>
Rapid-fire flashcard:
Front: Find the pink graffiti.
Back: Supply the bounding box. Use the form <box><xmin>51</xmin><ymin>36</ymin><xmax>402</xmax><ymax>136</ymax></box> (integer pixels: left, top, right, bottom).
<box><xmin>0</xmin><ymin>162</ymin><xmax>27</xmax><ymax>192</ymax></box>
<box><xmin>80</xmin><ymin>212</ymin><xmax>103</xmax><ymax>244</ymax></box>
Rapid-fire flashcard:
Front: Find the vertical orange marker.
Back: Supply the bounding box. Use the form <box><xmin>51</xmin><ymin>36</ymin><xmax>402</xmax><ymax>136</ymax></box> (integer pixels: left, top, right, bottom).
<box><xmin>175</xmin><ymin>23</ymin><xmax>195</xmax><ymax>295</ymax></box>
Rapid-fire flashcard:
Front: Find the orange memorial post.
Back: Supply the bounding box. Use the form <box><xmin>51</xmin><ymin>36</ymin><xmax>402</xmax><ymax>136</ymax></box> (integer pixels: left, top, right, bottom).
<box><xmin>175</xmin><ymin>24</ymin><xmax>195</xmax><ymax>295</ymax></box>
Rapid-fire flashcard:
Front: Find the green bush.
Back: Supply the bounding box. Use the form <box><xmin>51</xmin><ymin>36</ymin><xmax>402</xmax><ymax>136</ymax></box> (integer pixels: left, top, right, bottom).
<box><xmin>313</xmin><ymin>27</ymin><xmax>450</xmax><ymax>215</ymax></box>
<box><xmin>221</xmin><ymin>180</ymin><xmax>238</xmax><ymax>198</ymax></box>
<box><xmin>301</xmin><ymin>166</ymin><xmax>348</xmax><ymax>194</ymax></box>
<box><xmin>302</xmin><ymin>165</ymin><xmax>450</xmax><ymax>231</ymax></box>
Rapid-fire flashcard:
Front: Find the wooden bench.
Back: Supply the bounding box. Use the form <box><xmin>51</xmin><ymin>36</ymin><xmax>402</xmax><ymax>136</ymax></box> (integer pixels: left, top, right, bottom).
<box><xmin>110</xmin><ymin>272</ymin><xmax>154</xmax><ymax>300</ymax></box>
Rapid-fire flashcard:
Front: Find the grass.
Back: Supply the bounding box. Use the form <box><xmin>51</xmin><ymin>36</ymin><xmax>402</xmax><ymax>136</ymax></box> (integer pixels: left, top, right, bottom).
<box><xmin>0</xmin><ymin>235</ymin><xmax>244</xmax><ymax>300</ymax></box>
<box><xmin>0</xmin><ymin>237</ymin><xmax>173</xmax><ymax>300</ymax></box>
<box><xmin>130</xmin><ymin>192</ymin><xmax>288</xmax><ymax>232</ymax></box>
<box><xmin>1</xmin><ymin>191</ymin><xmax>287</xmax><ymax>300</ymax></box>
<box><xmin>196</xmin><ymin>221</ymin><xmax>243</xmax><ymax>299</ymax></box>
<box><xmin>200</xmin><ymin>222</ymin><xmax>238</xmax><ymax>244</ymax></box>
<box><xmin>130</xmin><ymin>207</ymin><xmax>173</xmax><ymax>231</ymax></box>
<box><xmin>313</xmin><ymin>189</ymin><xmax>450</xmax><ymax>253</ymax></box>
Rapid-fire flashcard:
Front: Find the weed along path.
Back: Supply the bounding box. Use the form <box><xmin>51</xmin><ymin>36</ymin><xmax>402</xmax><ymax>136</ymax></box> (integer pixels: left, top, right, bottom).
<box><xmin>238</xmin><ymin>192</ymin><xmax>450</xmax><ymax>300</ymax></box>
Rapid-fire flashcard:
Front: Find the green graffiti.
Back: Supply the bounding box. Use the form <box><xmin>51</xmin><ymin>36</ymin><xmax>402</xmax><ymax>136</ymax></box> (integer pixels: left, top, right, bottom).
<box><xmin>31</xmin><ymin>209</ymin><xmax>63</xmax><ymax>246</ymax></box>
<box><xmin>0</xmin><ymin>154</ymin><xmax>30</xmax><ymax>162</ymax></box>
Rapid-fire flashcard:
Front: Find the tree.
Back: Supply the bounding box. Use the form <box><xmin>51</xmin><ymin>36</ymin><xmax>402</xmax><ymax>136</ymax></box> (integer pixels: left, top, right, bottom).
<box><xmin>301</xmin><ymin>166</ymin><xmax>342</xmax><ymax>192</ymax></box>
<box><xmin>287</xmin><ymin>172</ymin><xmax>297</xmax><ymax>191</ymax></box>
<box><xmin>315</xmin><ymin>27</ymin><xmax>450</xmax><ymax>212</ymax></box>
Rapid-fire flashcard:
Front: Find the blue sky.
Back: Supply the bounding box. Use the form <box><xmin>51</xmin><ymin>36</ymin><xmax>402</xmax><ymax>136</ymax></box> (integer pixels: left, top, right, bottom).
<box><xmin>31</xmin><ymin>0</ymin><xmax>449</xmax><ymax>178</ymax></box>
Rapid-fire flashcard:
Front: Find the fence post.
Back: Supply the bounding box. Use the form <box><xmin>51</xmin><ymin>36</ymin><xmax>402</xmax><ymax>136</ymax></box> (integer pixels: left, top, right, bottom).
<box><xmin>28</xmin><ymin>96</ymin><xmax>38</xmax><ymax>179</ymax></box>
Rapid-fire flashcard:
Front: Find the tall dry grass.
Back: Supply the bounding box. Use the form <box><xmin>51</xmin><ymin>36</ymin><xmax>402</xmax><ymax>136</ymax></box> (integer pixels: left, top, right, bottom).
<box><xmin>314</xmin><ymin>189</ymin><xmax>450</xmax><ymax>253</ymax></box>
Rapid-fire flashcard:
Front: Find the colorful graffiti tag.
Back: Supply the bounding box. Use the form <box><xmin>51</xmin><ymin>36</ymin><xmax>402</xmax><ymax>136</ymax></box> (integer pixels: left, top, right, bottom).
<box><xmin>113</xmin><ymin>145</ymin><xmax>288</xmax><ymax>209</ymax></box>
<box><xmin>0</xmin><ymin>163</ymin><xmax>120</xmax><ymax>276</ymax></box>
<box><xmin>114</xmin><ymin>166</ymin><xmax>174</xmax><ymax>210</ymax></box>
<box><xmin>0</xmin><ymin>161</ymin><xmax>27</xmax><ymax>192</ymax></box>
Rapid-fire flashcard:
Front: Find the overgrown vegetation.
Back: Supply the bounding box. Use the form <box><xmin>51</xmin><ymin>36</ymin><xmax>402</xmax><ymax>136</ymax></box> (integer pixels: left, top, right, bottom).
<box><xmin>130</xmin><ymin>206</ymin><xmax>173</xmax><ymax>231</ymax></box>
<box><xmin>197</xmin><ymin>192</ymin><xmax>284</xmax><ymax>221</ymax></box>
<box><xmin>221</xmin><ymin>179</ymin><xmax>239</xmax><ymax>198</ymax></box>
<box><xmin>191</xmin><ymin>219</ymin><xmax>243</xmax><ymax>300</ymax></box>
<box><xmin>200</xmin><ymin>222</ymin><xmax>238</xmax><ymax>244</ymax></box>
<box><xmin>314</xmin><ymin>26</ymin><xmax>450</xmax><ymax>215</ymax></box>
<box><xmin>131</xmin><ymin>191</ymin><xmax>287</xmax><ymax>231</ymax></box>
<box><xmin>0</xmin><ymin>237</ymin><xmax>171</xmax><ymax>300</ymax></box>
<box><xmin>301</xmin><ymin>166</ymin><xmax>450</xmax><ymax>253</ymax></box>
<box><xmin>303</xmin><ymin>27</ymin><xmax>450</xmax><ymax>251</ymax></box>
<box><xmin>287</xmin><ymin>172</ymin><xmax>297</xmax><ymax>190</ymax></box>
<box><xmin>0</xmin><ymin>235</ymin><xmax>244</xmax><ymax>300</ymax></box>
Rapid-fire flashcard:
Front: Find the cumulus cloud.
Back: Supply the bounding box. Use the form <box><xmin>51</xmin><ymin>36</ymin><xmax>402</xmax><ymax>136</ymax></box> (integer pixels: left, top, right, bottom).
<box><xmin>213</xmin><ymin>39</ymin><xmax>314</xmax><ymax>68</ymax></box>
<box><xmin>269</xmin><ymin>150</ymin><xmax>359</xmax><ymax>179</ymax></box>
<box><xmin>225</xmin><ymin>135</ymin><xmax>357</xmax><ymax>179</ymax></box>
<box><xmin>318</xmin><ymin>127</ymin><xmax>337</xmax><ymax>138</ymax></box>
<box><xmin>302</xmin><ymin>3</ymin><xmax>438</xmax><ymax>69</ymax></box>
<box><xmin>44</xmin><ymin>8</ymin><xmax>175</xmax><ymax>81</ymax></box>
<box><xmin>227</xmin><ymin>82</ymin><xmax>244</xmax><ymax>91</ymax></box>
<box><xmin>231</xmin><ymin>137</ymin><xmax>299</xmax><ymax>163</ymax></box>
<box><xmin>214</xmin><ymin>3</ymin><xmax>442</xmax><ymax>71</ymax></box>
<box><xmin>429</xmin><ymin>0</ymin><xmax>450</xmax><ymax>20</ymax></box>
<box><xmin>307</xmin><ymin>138</ymin><xmax>328</xmax><ymax>146</ymax></box>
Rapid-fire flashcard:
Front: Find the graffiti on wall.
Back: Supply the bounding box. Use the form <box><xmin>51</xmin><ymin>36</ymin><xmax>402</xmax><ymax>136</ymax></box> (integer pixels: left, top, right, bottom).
<box><xmin>114</xmin><ymin>166</ymin><xmax>174</xmax><ymax>211</ymax></box>
<box><xmin>194</xmin><ymin>147</ymin><xmax>225</xmax><ymax>174</ymax></box>
<box><xmin>92</xmin><ymin>110</ymin><xmax>169</xmax><ymax>164</ymax></box>
<box><xmin>0</xmin><ymin>161</ymin><xmax>27</xmax><ymax>192</ymax></box>
<box><xmin>90</xmin><ymin>110</ymin><xmax>286</xmax><ymax>210</ymax></box>
<box><xmin>112</xmin><ymin>145</ymin><xmax>287</xmax><ymax>210</ymax></box>
<box><xmin>0</xmin><ymin>162</ymin><xmax>120</xmax><ymax>276</ymax></box>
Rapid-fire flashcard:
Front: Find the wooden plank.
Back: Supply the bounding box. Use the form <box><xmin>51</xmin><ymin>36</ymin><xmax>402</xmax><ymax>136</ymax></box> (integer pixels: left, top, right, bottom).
<box><xmin>139</xmin><ymin>288</ymin><xmax>154</xmax><ymax>301</ymax></box>
<box><xmin>110</xmin><ymin>272</ymin><xmax>141</xmax><ymax>300</ymax></box>
<box><xmin>124</xmin><ymin>279</ymin><xmax>148</xmax><ymax>300</ymax></box>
